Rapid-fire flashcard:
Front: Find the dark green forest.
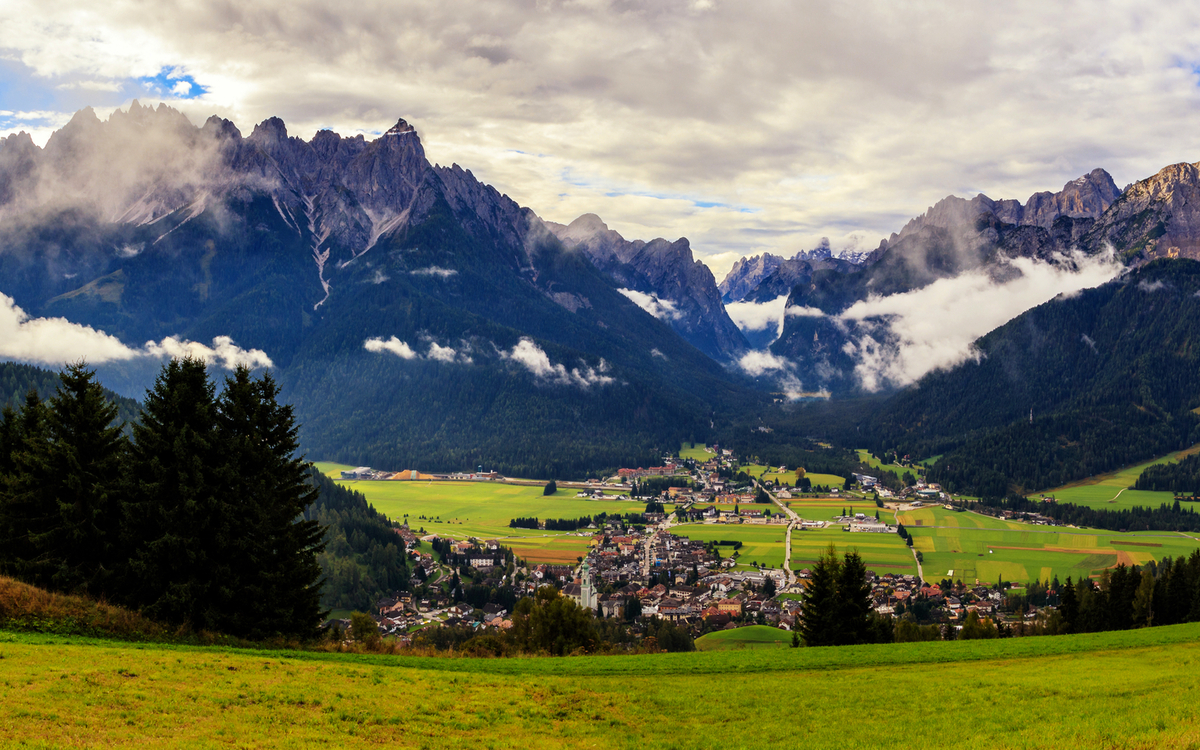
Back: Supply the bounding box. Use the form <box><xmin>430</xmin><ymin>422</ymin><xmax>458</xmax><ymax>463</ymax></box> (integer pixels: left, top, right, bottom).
<box><xmin>1136</xmin><ymin>453</ymin><xmax>1200</xmax><ymax>495</ymax></box>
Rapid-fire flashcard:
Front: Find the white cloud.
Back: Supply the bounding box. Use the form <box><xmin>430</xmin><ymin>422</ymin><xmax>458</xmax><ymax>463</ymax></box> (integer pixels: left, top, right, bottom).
<box><xmin>427</xmin><ymin>342</ymin><xmax>459</xmax><ymax>362</ymax></box>
<box><xmin>839</xmin><ymin>251</ymin><xmax>1123</xmax><ymax>391</ymax></box>
<box><xmin>363</xmin><ymin>336</ymin><xmax>418</xmax><ymax>359</ymax></box>
<box><xmin>650</xmin><ymin>347</ymin><xmax>667</xmax><ymax>359</ymax></box>
<box><xmin>737</xmin><ymin>349</ymin><xmax>792</xmax><ymax>376</ymax></box>
<box><xmin>410</xmin><ymin>266</ymin><xmax>458</xmax><ymax>278</ymax></box>
<box><xmin>1138</xmin><ymin>279</ymin><xmax>1167</xmax><ymax>293</ymax></box>
<box><xmin>785</xmin><ymin>305</ymin><xmax>825</xmax><ymax>318</ymax></box>
<box><xmin>143</xmin><ymin>335</ymin><xmax>273</xmax><ymax>369</ymax></box>
<box><xmin>0</xmin><ymin>293</ymin><xmax>272</xmax><ymax>369</ymax></box>
<box><xmin>502</xmin><ymin>337</ymin><xmax>613</xmax><ymax>387</ymax></box>
<box><xmin>364</xmin><ymin>335</ymin><xmax>472</xmax><ymax>363</ymax></box>
<box><xmin>0</xmin><ymin>292</ymin><xmax>140</xmax><ymax>366</ymax></box>
<box><xmin>618</xmin><ymin>288</ymin><xmax>681</xmax><ymax>321</ymax></box>
<box><xmin>725</xmin><ymin>295</ymin><xmax>790</xmax><ymax>336</ymax></box>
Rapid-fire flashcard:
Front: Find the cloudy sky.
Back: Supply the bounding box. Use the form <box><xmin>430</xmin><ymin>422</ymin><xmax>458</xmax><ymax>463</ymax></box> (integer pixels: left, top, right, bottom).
<box><xmin>4</xmin><ymin>0</ymin><xmax>1200</xmax><ymax>278</ymax></box>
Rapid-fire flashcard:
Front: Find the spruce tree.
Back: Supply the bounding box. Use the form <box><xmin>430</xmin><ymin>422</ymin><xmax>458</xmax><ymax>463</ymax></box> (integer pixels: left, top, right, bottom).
<box><xmin>121</xmin><ymin>357</ymin><xmax>232</xmax><ymax>629</ymax></box>
<box><xmin>836</xmin><ymin>550</ymin><xmax>873</xmax><ymax>645</ymax></box>
<box><xmin>34</xmin><ymin>365</ymin><xmax>129</xmax><ymax>594</ymax></box>
<box><xmin>799</xmin><ymin>544</ymin><xmax>841</xmax><ymax>646</ymax></box>
<box><xmin>0</xmin><ymin>392</ymin><xmax>51</xmax><ymax>581</ymax></box>
<box><xmin>217</xmin><ymin>366</ymin><xmax>325</xmax><ymax>639</ymax></box>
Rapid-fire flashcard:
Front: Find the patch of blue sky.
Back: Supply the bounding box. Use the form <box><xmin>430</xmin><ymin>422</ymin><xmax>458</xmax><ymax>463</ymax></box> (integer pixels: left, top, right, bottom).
<box><xmin>137</xmin><ymin>67</ymin><xmax>207</xmax><ymax>99</ymax></box>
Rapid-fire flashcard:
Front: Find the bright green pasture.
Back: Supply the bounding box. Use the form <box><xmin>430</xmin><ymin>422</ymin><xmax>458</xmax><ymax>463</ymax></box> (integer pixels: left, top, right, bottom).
<box><xmin>898</xmin><ymin>507</ymin><xmax>1200</xmax><ymax>584</ymax></box>
<box><xmin>679</xmin><ymin>442</ymin><xmax>712</xmax><ymax>461</ymax></box>
<box><xmin>312</xmin><ymin>461</ymin><xmax>355</xmax><ymax>477</ymax></box>
<box><xmin>855</xmin><ymin>449</ymin><xmax>914</xmax><ymax>477</ymax></box>
<box><xmin>695</xmin><ymin>625</ymin><xmax>792</xmax><ymax>651</ymax></box>
<box><xmin>1041</xmin><ymin>443</ymin><xmax>1200</xmax><ymax>509</ymax></box>
<box><xmin>791</xmin><ymin>526</ymin><xmax>917</xmax><ymax>575</ymax></box>
<box><xmin>10</xmin><ymin>626</ymin><xmax>1200</xmax><ymax>748</ymax></box>
<box><xmin>747</xmin><ymin>463</ymin><xmax>844</xmax><ymax>487</ymax></box>
<box><xmin>785</xmin><ymin>497</ymin><xmax>875</xmax><ymax>522</ymax></box>
<box><xmin>672</xmin><ymin>523</ymin><xmax>787</xmax><ymax>568</ymax></box>
<box><xmin>334</xmin><ymin>479</ymin><xmax>643</xmax><ymax>563</ymax></box>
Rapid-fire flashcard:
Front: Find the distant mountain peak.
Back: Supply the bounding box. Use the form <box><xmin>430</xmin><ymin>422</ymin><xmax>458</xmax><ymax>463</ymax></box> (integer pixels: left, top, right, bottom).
<box><xmin>385</xmin><ymin>118</ymin><xmax>416</xmax><ymax>136</ymax></box>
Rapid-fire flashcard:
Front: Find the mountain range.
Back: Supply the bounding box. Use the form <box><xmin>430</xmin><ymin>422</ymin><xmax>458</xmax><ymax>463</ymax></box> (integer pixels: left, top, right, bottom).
<box><xmin>5</xmin><ymin>102</ymin><xmax>1200</xmax><ymax>482</ymax></box>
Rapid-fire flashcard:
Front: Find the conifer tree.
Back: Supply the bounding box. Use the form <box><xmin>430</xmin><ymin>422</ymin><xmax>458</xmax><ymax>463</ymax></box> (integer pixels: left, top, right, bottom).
<box><xmin>217</xmin><ymin>366</ymin><xmax>325</xmax><ymax>638</ymax></box>
<box><xmin>121</xmin><ymin>357</ymin><xmax>232</xmax><ymax>629</ymax></box>
<box><xmin>0</xmin><ymin>392</ymin><xmax>51</xmax><ymax>581</ymax></box>
<box><xmin>836</xmin><ymin>550</ymin><xmax>873</xmax><ymax>645</ymax></box>
<box><xmin>31</xmin><ymin>365</ymin><xmax>128</xmax><ymax>594</ymax></box>
<box><xmin>798</xmin><ymin>544</ymin><xmax>841</xmax><ymax>646</ymax></box>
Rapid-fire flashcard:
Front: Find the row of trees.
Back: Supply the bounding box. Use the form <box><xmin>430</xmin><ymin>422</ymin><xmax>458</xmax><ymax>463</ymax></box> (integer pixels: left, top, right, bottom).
<box><xmin>0</xmin><ymin>361</ymin><xmax>325</xmax><ymax>639</ymax></box>
<box><xmin>1136</xmin><ymin>453</ymin><xmax>1200</xmax><ymax>494</ymax></box>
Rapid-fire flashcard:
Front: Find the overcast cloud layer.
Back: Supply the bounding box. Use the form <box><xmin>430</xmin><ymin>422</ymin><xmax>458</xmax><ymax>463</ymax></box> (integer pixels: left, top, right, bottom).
<box><xmin>4</xmin><ymin>2</ymin><xmax>1200</xmax><ymax>277</ymax></box>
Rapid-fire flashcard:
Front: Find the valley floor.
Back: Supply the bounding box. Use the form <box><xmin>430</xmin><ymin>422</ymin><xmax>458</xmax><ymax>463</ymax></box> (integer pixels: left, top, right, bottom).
<box><xmin>3</xmin><ymin>625</ymin><xmax>1200</xmax><ymax>748</ymax></box>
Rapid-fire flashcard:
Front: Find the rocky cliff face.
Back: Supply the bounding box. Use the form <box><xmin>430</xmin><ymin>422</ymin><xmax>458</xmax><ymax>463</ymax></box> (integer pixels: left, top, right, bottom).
<box><xmin>1079</xmin><ymin>162</ymin><xmax>1200</xmax><ymax>263</ymax></box>
<box><xmin>874</xmin><ymin>168</ymin><xmax>1121</xmax><ymax>260</ymax></box>
<box><xmin>548</xmin><ymin>214</ymin><xmax>748</xmax><ymax>361</ymax></box>
<box><xmin>0</xmin><ymin>104</ymin><xmax>760</xmax><ymax>473</ymax></box>
<box><xmin>718</xmin><ymin>253</ymin><xmax>783</xmax><ymax>302</ymax></box>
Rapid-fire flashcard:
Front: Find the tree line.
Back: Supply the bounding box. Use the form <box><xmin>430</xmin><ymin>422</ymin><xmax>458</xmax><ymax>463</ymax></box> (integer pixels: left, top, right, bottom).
<box><xmin>798</xmin><ymin>544</ymin><xmax>894</xmax><ymax>646</ymax></box>
<box><xmin>0</xmin><ymin>361</ymin><xmax>325</xmax><ymax>639</ymax></box>
<box><xmin>1135</xmin><ymin>453</ymin><xmax>1200</xmax><ymax>495</ymax></box>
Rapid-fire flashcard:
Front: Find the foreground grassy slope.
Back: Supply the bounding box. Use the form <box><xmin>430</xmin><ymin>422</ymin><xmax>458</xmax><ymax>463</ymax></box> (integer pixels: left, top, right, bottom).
<box><xmin>4</xmin><ymin>625</ymin><xmax>1200</xmax><ymax>747</ymax></box>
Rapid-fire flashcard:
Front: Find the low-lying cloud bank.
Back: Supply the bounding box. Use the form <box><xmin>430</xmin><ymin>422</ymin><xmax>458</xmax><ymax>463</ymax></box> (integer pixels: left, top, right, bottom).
<box><xmin>619</xmin><ymin>289</ymin><xmax>681</xmax><ymax>321</ymax></box>
<box><xmin>363</xmin><ymin>336</ymin><xmax>472</xmax><ymax>364</ymax></box>
<box><xmin>725</xmin><ymin>295</ymin><xmax>789</xmax><ymax>338</ymax></box>
<box><xmin>839</xmin><ymin>251</ymin><xmax>1123</xmax><ymax>391</ymax></box>
<box><xmin>732</xmin><ymin>251</ymin><xmax>1123</xmax><ymax>393</ymax></box>
<box><xmin>0</xmin><ymin>293</ymin><xmax>272</xmax><ymax>369</ymax></box>
<box><xmin>502</xmin><ymin>338</ymin><xmax>613</xmax><ymax>388</ymax></box>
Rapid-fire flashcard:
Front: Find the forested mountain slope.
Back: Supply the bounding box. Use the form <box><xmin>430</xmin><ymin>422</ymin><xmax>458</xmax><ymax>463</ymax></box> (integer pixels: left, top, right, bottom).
<box><xmin>864</xmin><ymin>259</ymin><xmax>1200</xmax><ymax>495</ymax></box>
<box><xmin>0</xmin><ymin>104</ymin><xmax>763</xmax><ymax>475</ymax></box>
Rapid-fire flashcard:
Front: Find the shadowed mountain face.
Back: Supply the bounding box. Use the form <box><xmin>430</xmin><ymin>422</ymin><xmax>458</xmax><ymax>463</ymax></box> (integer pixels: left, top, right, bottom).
<box><xmin>764</xmin><ymin>168</ymin><xmax>1138</xmax><ymax>395</ymax></box>
<box><xmin>0</xmin><ymin>103</ymin><xmax>762</xmax><ymax>475</ymax></box>
<box><xmin>547</xmin><ymin>214</ymin><xmax>748</xmax><ymax>361</ymax></box>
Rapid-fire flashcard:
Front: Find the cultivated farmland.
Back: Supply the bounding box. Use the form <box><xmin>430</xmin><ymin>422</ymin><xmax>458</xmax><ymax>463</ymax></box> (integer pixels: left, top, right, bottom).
<box><xmin>670</xmin><ymin>523</ymin><xmax>788</xmax><ymax>569</ymax></box>
<box><xmin>6</xmin><ymin>626</ymin><xmax>1200</xmax><ymax>747</ymax></box>
<box><xmin>790</xmin><ymin>526</ymin><xmax>918</xmax><ymax>576</ymax></box>
<box><xmin>899</xmin><ymin>506</ymin><xmax>1200</xmax><ymax>584</ymax></box>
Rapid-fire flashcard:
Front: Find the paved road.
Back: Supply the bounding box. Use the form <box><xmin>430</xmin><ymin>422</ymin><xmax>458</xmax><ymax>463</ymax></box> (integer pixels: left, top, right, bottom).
<box><xmin>756</xmin><ymin>478</ymin><xmax>799</xmax><ymax>585</ymax></box>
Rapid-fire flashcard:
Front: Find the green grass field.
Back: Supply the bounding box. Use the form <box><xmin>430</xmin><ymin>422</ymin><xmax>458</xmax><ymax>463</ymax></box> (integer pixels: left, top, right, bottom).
<box><xmin>791</xmin><ymin>526</ymin><xmax>917</xmax><ymax>575</ymax></box>
<box><xmin>324</xmin><ymin>478</ymin><xmax>646</xmax><ymax>564</ymax></box>
<box><xmin>8</xmin><ymin>625</ymin><xmax>1200</xmax><ymax>747</ymax></box>
<box><xmin>745</xmin><ymin>463</ymin><xmax>844</xmax><ymax>487</ymax></box>
<box><xmin>784</xmin><ymin>497</ymin><xmax>875</xmax><ymax>522</ymax></box>
<box><xmin>1040</xmin><ymin>444</ymin><xmax>1200</xmax><ymax>509</ymax></box>
<box><xmin>855</xmin><ymin>449</ymin><xmax>916</xmax><ymax>477</ymax></box>
<box><xmin>671</xmin><ymin>523</ymin><xmax>788</xmax><ymax>568</ymax></box>
<box><xmin>679</xmin><ymin>442</ymin><xmax>712</xmax><ymax>461</ymax></box>
<box><xmin>898</xmin><ymin>506</ymin><xmax>1200</xmax><ymax>584</ymax></box>
<box><xmin>695</xmin><ymin>625</ymin><xmax>793</xmax><ymax>651</ymax></box>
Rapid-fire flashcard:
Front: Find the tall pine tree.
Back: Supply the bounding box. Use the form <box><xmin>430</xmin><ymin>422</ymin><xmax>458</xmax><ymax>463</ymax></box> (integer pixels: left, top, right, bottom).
<box><xmin>217</xmin><ymin>366</ymin><xmax>325</xmax><ymax>639</ymax></box>
<box><xmin>121</xmin><ymin>357</ymin><xmax>233</xmax><ymax>630</ymax></box>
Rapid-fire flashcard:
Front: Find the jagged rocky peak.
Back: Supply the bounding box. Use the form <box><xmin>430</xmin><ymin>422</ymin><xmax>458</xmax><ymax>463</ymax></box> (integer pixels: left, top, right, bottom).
<box><xmin>885</xmin><ymin>168</ymin><xmax>1121</xmax><ymax>248</ymax></box>
<box><xmin>1084</xmin><ymin>160</ymin><xmax>1200</xmax><ymax>263</ymax></box>
<box><xmin>718</xmin><ymin>253</ymin><xmax>784</xmax><ymax>302</ymax></box>
<box><xmin>549</xmin><ymin>212</ymin><xmax>747</xmax><ymax>360</ymax></box>
<box><xmin>385</xmin><ymin>118</ymin><xmax>416</xmax><ymax>135</ymax></box>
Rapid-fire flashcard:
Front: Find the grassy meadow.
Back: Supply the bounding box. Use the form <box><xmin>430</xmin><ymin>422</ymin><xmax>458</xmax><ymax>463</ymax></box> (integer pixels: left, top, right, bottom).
<box><xmin>1039</xmin><ymin>443</ymin><xmax>1200</xmax><ymax>509</ymax></box>
<box><xmin>671</xmin><ymin>523</ymin><xmax>788</xmax><ymax>569</ymax></box>
<box><xmin>899</xmin><ymin>506</ymin><xmax>1200</xmax><ymax>584</ymax></box>
<box><xmin>791</xmin><ymin>526</ymin><xmax>917</xmax><ymax>575</ymax></box>
<box><xmin>679</xmin><ymin>442</ymin><xmax>712</xmax><ymax>462</ymax></box>
<box><xmin>7</xmin><ymin>625</ymin><xmax>1200</xmax><ymax>747</ymax></box>
<box><xmin>694</xmin><ymin>625</ymin><xmax>792</xmax><ymax>651</ymax></box>
<box><xmin>855</xmin><ymin>449</ymin><xmax>915</xmax><ymax>477</ymax></box>
<box><xmin>312</xmin><ymin>465</ymin><xmax>647</xmax><ymax>564</ymax></box>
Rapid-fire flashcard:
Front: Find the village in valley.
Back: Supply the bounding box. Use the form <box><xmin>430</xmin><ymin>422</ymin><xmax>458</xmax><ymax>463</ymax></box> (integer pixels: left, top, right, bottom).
<box><xmin>327</xmin><ymin>442</ymin><xmax>1080</xmax><ymax>648</ymax></box>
